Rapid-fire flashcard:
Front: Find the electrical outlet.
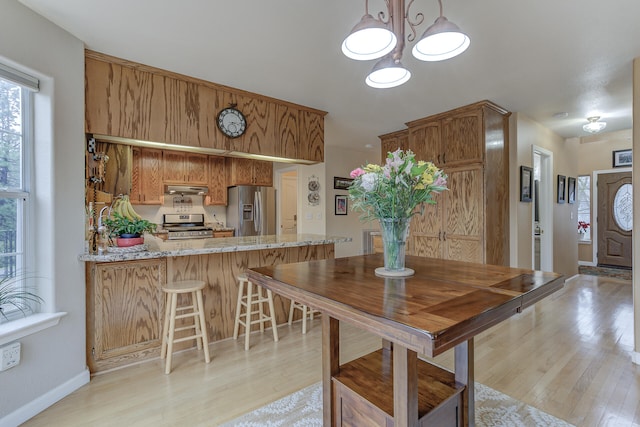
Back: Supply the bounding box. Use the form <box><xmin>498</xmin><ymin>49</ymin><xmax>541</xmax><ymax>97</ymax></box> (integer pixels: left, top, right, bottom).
<box><xmin>0</xmin><ymin>342</ymin><xmax>21</xmax><ymax>371</ymax></box>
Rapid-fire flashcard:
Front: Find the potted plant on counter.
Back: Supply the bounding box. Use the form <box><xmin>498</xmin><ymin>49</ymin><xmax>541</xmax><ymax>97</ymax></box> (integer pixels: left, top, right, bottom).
<box><xmin>103</xmin><ymin>211</ymin><xmax>157</xmax><ymax>247</ymax></box>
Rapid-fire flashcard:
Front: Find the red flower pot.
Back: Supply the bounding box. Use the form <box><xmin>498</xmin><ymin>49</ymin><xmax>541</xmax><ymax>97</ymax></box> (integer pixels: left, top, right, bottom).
<box><xmin>116</xmin><ymin>236</ymin><xmax>144</xmax><ymax>247</ymax></box>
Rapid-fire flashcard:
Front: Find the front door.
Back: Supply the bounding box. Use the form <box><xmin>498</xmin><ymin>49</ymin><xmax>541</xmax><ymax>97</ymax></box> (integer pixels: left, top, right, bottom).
<box><xmin>597</xmin><ymin>172</ymin><xmax>632</xmax><ymax>268</ymax></box>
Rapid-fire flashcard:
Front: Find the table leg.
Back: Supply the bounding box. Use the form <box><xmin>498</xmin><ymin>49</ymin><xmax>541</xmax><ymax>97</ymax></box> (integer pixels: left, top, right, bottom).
<box><xmin>322</xmin><ymin>315</ymin><xmax>339</xmax><ymax>427</ymax></box>
<box><xmin>455</xmin><ymin>338</ymin><xmax>475</xmax><ymax>427</ymax></box>
<box><xmin>393</xmin><ymin>345</ymin><xmax>418</xmax><ymax>427</ymax></box>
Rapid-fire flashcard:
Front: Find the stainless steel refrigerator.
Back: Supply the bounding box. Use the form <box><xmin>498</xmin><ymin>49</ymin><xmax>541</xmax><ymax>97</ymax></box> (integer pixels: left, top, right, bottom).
<box><xmin>226</xmin><ymin>186</ymin><xmax>277</xmax><ymax>237</ymax></box>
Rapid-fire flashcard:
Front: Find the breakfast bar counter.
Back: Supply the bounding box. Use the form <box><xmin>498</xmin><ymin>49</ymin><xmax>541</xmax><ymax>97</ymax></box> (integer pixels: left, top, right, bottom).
<box><xmin>78</xmin><ymin>233</ymin><xmax>349</xmax><ymax>262</ymax></box>
<box><xmin>80</xmin><ymin>234</ymin><xmax>348</xmax><ymax>373</ymax></box>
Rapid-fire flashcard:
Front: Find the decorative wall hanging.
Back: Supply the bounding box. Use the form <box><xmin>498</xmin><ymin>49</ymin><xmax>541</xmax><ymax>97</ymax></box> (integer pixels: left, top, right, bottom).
<box><xmin>613</xmin><ymin>149</ymin><xmax>632</xmax><ymax>168</ymax></box>
<box><xmin>557</xmin><ymin>175</ymin><xmax>566</xmax><ymax>204</ymax></box>
<box><xmin>567</xmin><ymin>177</ymin><xmax>576</xmax><ymax>204</ymax></box>
<box><xmin>333</xmin><ymin>177</ymin><xmax>354</xmax><ymax>190</ymax></box>
<box><xmin>335</xmin><ymin>195</ymin><xmax>348</xmax><ymax>215</ymax></box>
<box><xmin>307</xmin><ymin>175</ymin><xmax>320</xmax><ymax>206</ymax></box>
<box><xmin>520</xmin><ymin>166</ymin><xmax>532</xmax><ymax>203</ymax></box>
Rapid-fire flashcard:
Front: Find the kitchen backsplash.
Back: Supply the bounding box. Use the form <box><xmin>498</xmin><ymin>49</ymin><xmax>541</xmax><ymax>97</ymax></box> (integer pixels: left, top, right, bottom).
<box><xmin>133</xmin><ymin>196</ymin><xmax>227</xmax><ymax>228</ymax></box>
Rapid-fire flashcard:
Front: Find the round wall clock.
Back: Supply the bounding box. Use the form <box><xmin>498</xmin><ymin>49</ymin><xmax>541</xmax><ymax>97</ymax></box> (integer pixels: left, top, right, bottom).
<box><xmin>217</xmin><ymin>107</ymin><xmax>247</xmax><ymax>138</ymax></box>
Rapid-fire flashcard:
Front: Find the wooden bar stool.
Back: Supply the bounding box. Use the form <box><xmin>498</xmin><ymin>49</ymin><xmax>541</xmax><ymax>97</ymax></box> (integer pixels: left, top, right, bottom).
<box><xmin>288</xmin><ymin>300</ymin><xmax>321</xmax><ymax>334</ymax></box>
<box><xmin>233</xmin><ymin>273</ymin><xmax>279</xmax><ymax>350</ymax></box>
<box><xmin>160</xmin><ymin>280</ymin><xmax>210</xmax><ymax>374</ymax></box>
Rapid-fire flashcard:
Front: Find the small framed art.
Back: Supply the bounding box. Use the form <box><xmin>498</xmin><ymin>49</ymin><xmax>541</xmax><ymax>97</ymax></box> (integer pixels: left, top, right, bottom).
<box><xmin>520</xmin><ymin>166</ymin><xmax>533</xmax><ymax>202</ymax></box>
<box><xmin>335</xmin><ymin>195</ymin><xmax>348</xmax><ymax>215</ymax></box>
<box><xmin>557</xmin><ymin>175</ymin><xmax>566</xmax><ymax>204</ymax></box>
<box><xmin>613</xmin><ymin>149</ymin><xmax>632</xmax><ymax>168</ymax></box>
<box><xmin>567</xmin><ymin>177</ymin><xmax>576</xmax><ymax>204</ymax></box>
<box><xmin>333</xmin><ymin>177</ymin><xmax>354</xmax><ymax>190</ymax></box>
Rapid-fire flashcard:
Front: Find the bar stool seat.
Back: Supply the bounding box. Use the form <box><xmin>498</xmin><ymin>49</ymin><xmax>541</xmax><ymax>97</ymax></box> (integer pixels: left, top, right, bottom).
<box><xmin>160</xmin><ymin>279</ymin><xmax>210</xmax><ymax>374</ymax></box>
<box><xmin>288</xmin><ymin>300</ymin><xmax>321</xmax><ymax>334</ymax></box>
<box><xmin>233</xmin><ymin>273</ymin><xmax>279</xmax><ymax>350</ymax></box>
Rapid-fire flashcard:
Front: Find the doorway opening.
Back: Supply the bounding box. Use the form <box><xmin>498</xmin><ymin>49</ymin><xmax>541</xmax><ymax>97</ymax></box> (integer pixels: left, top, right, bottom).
<box><xmin>277</xmin><ymin>168</ymin><xmax>298</xmax><ymax>235</ymax></box>
<box><xmin>532</xmin><ymin>146</ymin><xmax>553</xmax><ymax>271</ymax></box>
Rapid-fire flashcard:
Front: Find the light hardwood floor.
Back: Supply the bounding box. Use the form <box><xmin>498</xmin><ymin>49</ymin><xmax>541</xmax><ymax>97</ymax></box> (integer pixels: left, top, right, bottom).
<box><xmin>23</xmin><ymin>274</ymin><xmax>640</xmax><ymax>426</ymax></box>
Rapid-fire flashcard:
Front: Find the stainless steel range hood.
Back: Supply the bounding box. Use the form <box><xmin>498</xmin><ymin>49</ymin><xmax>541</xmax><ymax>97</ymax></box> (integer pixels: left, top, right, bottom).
<box><xmin>164</xmin><ymin>185</ymin><xmax>209</xmax><ymax>195</ymax></box>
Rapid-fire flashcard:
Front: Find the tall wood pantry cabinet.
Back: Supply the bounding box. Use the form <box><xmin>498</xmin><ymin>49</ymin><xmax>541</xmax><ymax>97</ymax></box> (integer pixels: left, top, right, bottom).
<box><xmin>379</xmin><ymin>100</ymin><xmax>510</xmax><ymax>266</ymax></box>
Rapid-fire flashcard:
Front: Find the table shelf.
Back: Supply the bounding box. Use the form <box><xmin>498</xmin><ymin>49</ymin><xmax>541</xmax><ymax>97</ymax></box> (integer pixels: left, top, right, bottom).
<box><xmin>332</xmin><ymin>348</ymin><xmax>465</xmax><ymax>426</ymax></box>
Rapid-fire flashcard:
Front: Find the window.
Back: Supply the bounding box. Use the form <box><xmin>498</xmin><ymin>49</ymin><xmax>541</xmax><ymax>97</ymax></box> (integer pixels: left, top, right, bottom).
<box><xmin>577</xmin><ymin>175</ymin><xmax>591</xmax><ymax>241</ymax></box>
<box><xmin>0</xmin><ymin>63</ymin><xmax>38</xmax><ymax>320</ymax></box>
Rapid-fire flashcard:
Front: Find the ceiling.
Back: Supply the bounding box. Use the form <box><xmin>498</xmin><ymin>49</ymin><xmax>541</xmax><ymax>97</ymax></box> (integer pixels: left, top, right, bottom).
<box><xmin>18</xmin><ymin>0</ymin><xmax>640</xmax><ymax>150</ymax></box>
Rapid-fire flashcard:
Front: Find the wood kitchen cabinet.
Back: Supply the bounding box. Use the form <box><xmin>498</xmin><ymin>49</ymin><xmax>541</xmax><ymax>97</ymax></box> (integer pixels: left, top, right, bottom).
<box><xmin>162</xmin><ymin>150</ymin><xmax>208</xmax><ymax>185</ymax></box>
<box><xmin>131</xmin><ymin>147</ymin><xmax>163</xmax><ymax>205</ymax></box>
<box><xmin>85</xmin><ymin>50</ymin><xmax>326</xmax><ymax>163</ymax></box>
<box><xmin>379</xmin><ymin>129</ymin><xmax>409</xmax><ymax>163</ymax></box>
<box><xmin>298</xmin><ymin>110</ymin><xmax>325</xmax><ymax>163</ymax></box>
<box><xmin>410</xmin><ymin>165</ymin><xmax>484</xmax><ymax>263</ymax></box>
<box><xmin>86</xmin><ymin>259</ymin><xmax>166</xmax><ymax>373</ymax></box>
<box><xmin>205</xmin><ymin>155</ymin><xmax>228</xmax><ymax>205</ymax></box>
<box><xmin>227</xmin><ymin>157</ymin><xmax>273</xmax><ymax>187</ymax></box>
<box><xmin>380</xmin><ymin>100</ymin><xmax>510</xmax><ymax>266</ymax></box>
<box><xmin>83</xmin><ymin>243</ymin><xmax>336</xmax><ymax>373</ymax></box>
<box><xmin>275</xmin><ymin>104</ymin><xmax>299</xmax><ymax>160</ymax></box>
<box><xmin>406</xmin><ymin>103</ymin><xmax>484</xmax><ymax>167</ymax></box>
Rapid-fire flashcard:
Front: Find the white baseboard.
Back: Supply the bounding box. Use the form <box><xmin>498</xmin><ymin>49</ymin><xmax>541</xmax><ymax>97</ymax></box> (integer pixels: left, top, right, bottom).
<box><xmin>633</xmin><ymin>351</ymin><xmax>640</xmax><ymax>366</ymax></box>
<box><xmin>0</xmin><ymin>368</ymin><xmax>90</xmax><ymax>427</ymax></box>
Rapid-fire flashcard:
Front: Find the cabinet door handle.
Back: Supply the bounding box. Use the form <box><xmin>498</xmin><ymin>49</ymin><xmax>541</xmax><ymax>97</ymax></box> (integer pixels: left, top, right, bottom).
<box><xmin>437</xmin><ymin>154</ymin><xmax>441</xmax><ymax>164</ymax></box>
<box><xmin>443</xmin><ymin>231</ymin><xmax>446</xmax><ymax>241</ymax></box>
<box><xmin>442</xmin><ymin>153</ymin><xmax>446</xmax><ymax>164</ymax></box>
<box><xmin>438</xmin><ymin>231</ymin><xmax>442</xmax><ymax>241</ymax></box>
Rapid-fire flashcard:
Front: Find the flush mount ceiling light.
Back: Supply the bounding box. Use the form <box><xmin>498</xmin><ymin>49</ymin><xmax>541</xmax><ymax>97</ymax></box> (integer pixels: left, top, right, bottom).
<box><xmin>342</xmin><ymin>0</ymin><xmax>469</xmax><ymax>88</ymax></box>
<box><xmin>583</xmin><ymin>116</ymin><xmax>607</xmax><ymax>134</ymax></box>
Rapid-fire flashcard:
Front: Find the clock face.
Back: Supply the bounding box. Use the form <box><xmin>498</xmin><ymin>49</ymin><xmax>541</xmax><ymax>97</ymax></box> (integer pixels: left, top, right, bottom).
<box><xmin>217</xmin><ymin>108</ymin><xmax>247</xmax><ymax>138</ymax></box>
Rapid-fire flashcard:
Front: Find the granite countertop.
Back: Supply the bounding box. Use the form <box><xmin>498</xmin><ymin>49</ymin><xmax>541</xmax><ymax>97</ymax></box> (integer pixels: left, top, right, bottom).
<box><xmin>78</xmin><ymin>234</ymin><xmax>351</xmax><ymax>262</ymax></box>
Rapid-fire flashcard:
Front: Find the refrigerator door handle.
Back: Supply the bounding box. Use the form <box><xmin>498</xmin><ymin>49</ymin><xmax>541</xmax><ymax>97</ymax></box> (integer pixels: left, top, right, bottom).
<box><xmin>254</xmin><ymin>191</ymin><xmax>261</xmax><ymax>234</ymax></box>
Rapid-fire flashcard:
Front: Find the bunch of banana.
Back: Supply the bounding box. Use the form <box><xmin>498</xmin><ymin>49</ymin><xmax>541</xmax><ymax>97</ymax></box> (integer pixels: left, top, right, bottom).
<box><xmin>110</xmin><ymin>195</ymin><xmax>142</xmax><ymax>220</ymax></box>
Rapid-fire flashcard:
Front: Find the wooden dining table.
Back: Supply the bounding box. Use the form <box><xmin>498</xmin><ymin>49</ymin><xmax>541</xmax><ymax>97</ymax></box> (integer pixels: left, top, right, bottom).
<box><xmin>247</xmin><ymin>254</ymin><xmax>564</xmax><ymax>427</ymax></box>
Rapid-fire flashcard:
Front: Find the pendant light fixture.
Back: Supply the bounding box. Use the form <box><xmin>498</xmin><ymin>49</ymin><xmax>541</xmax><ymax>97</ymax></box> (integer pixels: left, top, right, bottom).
<box><xmin>366</xmin><ymin>55</ymin><xmax>412</xmax><ymax>88</ymax></box>
<box><xmin>583</xmin><ymin>116</ymin><xmax>607</xmax><ymax>134</ymax></box>
<box><xmin>412</xmin><ymin>4</ymin><xmax>470</xmax><ymax>61</ymax></box>
<box><xmin>342</xmin><ymin>0</ymin><xmax>470</xmax><ymax>88</ymax></box>
<box><xmin>341</xmin><ymin>3</ymin><xmax>397</xmax><ymax>61</ymax></box>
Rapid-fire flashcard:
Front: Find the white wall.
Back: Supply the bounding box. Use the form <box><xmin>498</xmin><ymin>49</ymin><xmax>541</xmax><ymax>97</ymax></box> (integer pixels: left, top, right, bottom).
<box><xmin>0</xmin><ymin>1</ymin><xmax>87</xmax><ymax>425</ymax></box>
<box><xmin>296</xmin><ymin>162</ymin><xmax>326</xmax><ymax>235</ymax></box>
<box><xmin>324</xmin><ymin>116</ymin><xmax>380</xmax><ymax>258</ymax></box>
<box><xmin>511</xmin><ymin>113</ymin><xmax>578</xmax><ymax>277</ymax></box>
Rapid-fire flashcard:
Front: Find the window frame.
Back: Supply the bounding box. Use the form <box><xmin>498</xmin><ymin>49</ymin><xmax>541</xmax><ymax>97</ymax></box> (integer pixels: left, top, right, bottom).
<box><xmin>0</xmin><ymin>75</ymin><xmax>35</xmax><ymax>321</ymax></box>
<box><xmin>577</xmin><ymin>175</ymin><xmax>591</xmax><ymax>242</ymax></box>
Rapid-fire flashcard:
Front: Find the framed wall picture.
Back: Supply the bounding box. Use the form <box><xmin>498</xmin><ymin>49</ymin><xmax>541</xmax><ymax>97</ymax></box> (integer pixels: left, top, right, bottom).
<box><xmin>335</xmin><ymin>195</ymin><xmax>348</xmax><ymax>215</ymax></box>
<box><xmin>333</xmin><ymin>177</ymin><xmax>354</xmax><ymax>190</ymax></box>
<box><xmin>520</xmin><ymin>166</ymin><xmax>533</xmax><ymax>202</ymax></box>
<box><xmin>612</xmin><ymin>149</ymin><xmax>632</xmax><ymax>168</ymax></box>
<box><xmin>557</xmin><ymin>175</ymin><xmax>566</xmax><ymax>204</ymax></box>
<box><xmin>567</xmin><ymin>177</ymin><xmax>576</xmax><ymax>204</ymax></box>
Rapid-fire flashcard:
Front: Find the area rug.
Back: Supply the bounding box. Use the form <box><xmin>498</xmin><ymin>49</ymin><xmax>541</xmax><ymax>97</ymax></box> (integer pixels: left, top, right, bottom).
<box><xmin>220</xmin><ymin>382</ymin><xmax>574</xmax><ymax>427</ymax></box>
